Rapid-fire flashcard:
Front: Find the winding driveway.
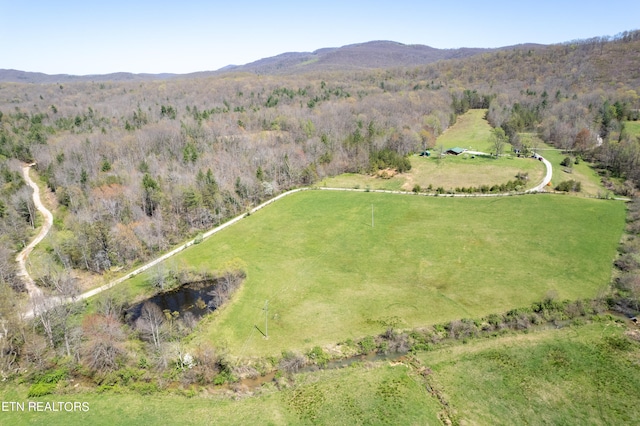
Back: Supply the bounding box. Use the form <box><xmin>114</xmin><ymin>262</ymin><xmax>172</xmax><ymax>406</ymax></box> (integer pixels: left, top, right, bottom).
<box><xmin>18</xmin><ymin>156</ymin><xmax>553</xmax><ymax>317</ymax></box>
<box><xmin>16</xmin><ymin>164</ymin><xmax>52</xmax><ymax>304</ymax></box>
<box><xmin>527</xmin><ymin>155</ymin><xmax>553</xmax><ymax>192</ymax></box>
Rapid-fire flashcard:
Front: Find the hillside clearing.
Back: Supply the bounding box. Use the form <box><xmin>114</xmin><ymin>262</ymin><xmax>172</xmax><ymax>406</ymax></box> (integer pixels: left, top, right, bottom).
<box><xmin>322</xmin><ymin>109</ymin><xmax>548</xmax><ymax>192</ymax></box>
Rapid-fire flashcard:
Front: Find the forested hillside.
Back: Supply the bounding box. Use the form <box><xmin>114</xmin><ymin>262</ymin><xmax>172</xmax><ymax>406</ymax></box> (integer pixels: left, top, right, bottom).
<box><xmin>0</xmin><ymin>30</ymin><xmax>639</xmax><ymax>293</ymax></box>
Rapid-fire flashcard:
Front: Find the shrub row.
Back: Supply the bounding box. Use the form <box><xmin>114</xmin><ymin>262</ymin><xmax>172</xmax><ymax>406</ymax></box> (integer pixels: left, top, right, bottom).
<box><xmin>555</xmin><ymin>179</ymin><xmax>582</xmax><ymax>192</ymax></box>
<box><xmin>406</xmin><ymin>296</ymin><xmax>609</xmax><ymax>351</ymax></box>
<box><xmin>421</xmin><ymin>177</ymin><xmax>527</xmax><ymax>195</ymax></box>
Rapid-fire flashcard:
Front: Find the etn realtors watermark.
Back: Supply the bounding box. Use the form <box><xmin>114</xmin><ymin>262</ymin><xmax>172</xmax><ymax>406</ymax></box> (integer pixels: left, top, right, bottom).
<box><xmin>2</xmin><ymin>401</ymin><xmax>89</xmax><ymax>412</ymax></box>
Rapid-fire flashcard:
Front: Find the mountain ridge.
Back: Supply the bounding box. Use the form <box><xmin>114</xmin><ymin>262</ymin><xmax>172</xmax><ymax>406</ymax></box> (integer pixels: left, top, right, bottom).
<box><xmin>0</xmin><ymin>40</ymin><xmax>546</xmax><ymax>83</ymax></box>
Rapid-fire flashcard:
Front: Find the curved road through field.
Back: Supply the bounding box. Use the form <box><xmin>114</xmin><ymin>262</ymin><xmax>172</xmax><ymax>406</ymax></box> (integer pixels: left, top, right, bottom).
<box><xmin>19</xmin><ymin>156</ymin><xmax>553</xmax><ymax>318</ymax></box>
<box><xmin>527</xmin><ymin>155</ymin><xmax>553</xmax><ymax>192</ymax></box>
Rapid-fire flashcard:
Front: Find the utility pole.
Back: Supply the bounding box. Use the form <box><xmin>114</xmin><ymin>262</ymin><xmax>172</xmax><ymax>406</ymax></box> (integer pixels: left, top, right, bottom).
<box><xmin>264</xmin><ymin>300</ymin><xmax>269</xmax><ymax>339</ymax></box>
<box><xmin>371</xmin><ymin>204</ymin><xmax>374</xmax><ymax>228</ymax></box>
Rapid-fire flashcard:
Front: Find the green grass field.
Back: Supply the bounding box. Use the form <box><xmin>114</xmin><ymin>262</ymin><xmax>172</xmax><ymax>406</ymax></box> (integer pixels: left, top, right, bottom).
<box><xmin>405</xmin><ymin>154</ymin><xmax>543</xmax><ymax>191</ymax></box>
<box><xmin>624</xmin><ymin>120</ymin><xmax>640</xmax><ymax>138</ymax></box>
<box><xmin>0</xmin><ymin>362</ymin><xmax>441</xmax><ymax>425</ymax></box>
<box><xmin>437</xmin><ymin>109</ymin><xmax>496</xmax><ymax>153</ymax></box>
<box><xmin>120</xmin><ymin>190</ymin><xmax>626</xmax><ymax>357</ymax></box>
<box><xmin>320</xmin><ymin>154</ymin><xmax>545</xmax><ymax>192</ymax></box>
<box><xmin>421</xmin><ymin>321</ymin><xmax>640</xmax><ymax>424</ymax></box>
<box><xmin>2</xmin><ymin>321</ymin><xmax>638</xmax><ymax>425</ymax></box>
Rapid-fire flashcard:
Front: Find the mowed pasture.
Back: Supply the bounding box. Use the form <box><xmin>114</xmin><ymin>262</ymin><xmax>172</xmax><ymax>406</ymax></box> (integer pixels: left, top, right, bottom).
<box><xmin>402</xmin><ymin>154</ymin><xmax>543</xmax><ymax>192</ymax></box>
<box><xmin>321</xmin><ymin>154</ymin><xmax>545</xmax><ymax>193</ymax></box>
<box><xmin>436</xmin><ymin>108</ymin><xmax>495</xmax><ymax>153</ymax></box>
<box><xmin>123</xmin><ymin>190</ymin><xmax>626</xmax><ymax>357</ymax></box>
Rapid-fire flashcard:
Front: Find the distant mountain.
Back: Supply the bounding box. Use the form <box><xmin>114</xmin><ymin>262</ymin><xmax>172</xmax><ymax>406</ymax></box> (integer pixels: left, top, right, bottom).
<box><xmin>0</xmin><ymin>40</ymin><xmax>546</xmax><ymax>83</ymax></box>
<box><xmin>213</xmin><ymin>40</ymin><xmax>545</xmax><ymax>75</ymax></box>
<box><xmin>0</xmin><ymin>69</ymin><xmax>177</xmax><ymax>84</ymax></box>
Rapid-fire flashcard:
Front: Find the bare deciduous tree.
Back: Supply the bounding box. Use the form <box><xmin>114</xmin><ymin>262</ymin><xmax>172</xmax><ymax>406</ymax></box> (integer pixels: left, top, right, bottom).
<box><xmin>95</xmin><ymin>291</ymin><xmax>128</xmax><ymax>318</ymax></box>
<box><xmin>207</xmin><ymin>270</ymin><xmax>246</xmax><ymax>310</ymax></box>
<box><xmin>135</xmin><ymin>302</ymin><xmax>164</xmax><ymax>348</ymax></box>
<box><xmin>0</xmin><ymin>281</ymin><xmax>25</xmax><ymax>377</ymax></box>
<box><xmin>81</xmin><ymin>314</ymin><xmax>126</xmax><ymax>372</ymax></box>
<box><xmin>31</xmin><ymin>270</ymin><xmax>81</xmax><ymax>357</ymax></box>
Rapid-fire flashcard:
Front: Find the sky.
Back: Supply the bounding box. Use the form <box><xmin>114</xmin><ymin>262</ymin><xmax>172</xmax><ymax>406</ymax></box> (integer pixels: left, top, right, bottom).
<box><xmin>1</xmin><ymin>0</ymin><xmax>639</xmax><ymax>75</ymax></box>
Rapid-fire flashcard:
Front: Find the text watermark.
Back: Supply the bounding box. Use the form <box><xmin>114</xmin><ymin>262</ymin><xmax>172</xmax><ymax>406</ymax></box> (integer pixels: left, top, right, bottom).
<box><xmin>2</xmin><ymin>401</ymin><xmax>89</xmax><ymax>412</ymax></box>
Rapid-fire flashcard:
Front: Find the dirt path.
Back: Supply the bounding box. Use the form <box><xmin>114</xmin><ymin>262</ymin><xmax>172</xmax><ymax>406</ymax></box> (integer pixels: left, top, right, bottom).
<box><xmin>16</xmin><ymin>163</ymin><xmax>53</xmax><ymax>306</ymax></box>
<box><xmin>526</xmin><ymin>155</ymin><xmax>553</xmax><ymax>192</ymax></box>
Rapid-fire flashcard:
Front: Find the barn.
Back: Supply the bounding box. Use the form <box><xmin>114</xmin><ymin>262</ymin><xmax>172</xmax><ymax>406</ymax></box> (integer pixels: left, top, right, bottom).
<box><xmin>445</xmin><ymin>147</ymin><xmax>466</xmax><ymax>155</ymax></box>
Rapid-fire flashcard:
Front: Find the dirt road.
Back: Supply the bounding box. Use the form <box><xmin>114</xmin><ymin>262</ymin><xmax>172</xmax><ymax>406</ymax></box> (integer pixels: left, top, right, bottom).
<box><xmin>526</xmin><ymin>154</ymin><xmax>553</xmax><ymax>192</ymax></box>
<box><xmin>16</xmin><ymin>163</ymin><xmax>53</xmax><ymax>306</ymax></box>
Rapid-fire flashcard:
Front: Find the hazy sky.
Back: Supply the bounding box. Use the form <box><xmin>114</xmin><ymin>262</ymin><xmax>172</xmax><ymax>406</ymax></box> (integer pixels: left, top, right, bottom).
<box><xmin>1</xmin><ymin>0</ymin><xmax>638</xmax><ymax>75</ymax></box>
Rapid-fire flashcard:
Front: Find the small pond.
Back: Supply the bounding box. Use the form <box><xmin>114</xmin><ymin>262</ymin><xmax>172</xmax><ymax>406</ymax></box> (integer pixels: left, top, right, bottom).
<box><xmin>125</xmin><ymin>280</ymin><xmax>218</xmax><ymax>324</ymax></box>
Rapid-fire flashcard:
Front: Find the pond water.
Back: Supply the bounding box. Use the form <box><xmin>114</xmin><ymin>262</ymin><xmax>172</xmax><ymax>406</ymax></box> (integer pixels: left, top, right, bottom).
<box><xmin>125</xmin><ymin>280</ymin><xmax>218</xmax><ymax>324</ymax></box>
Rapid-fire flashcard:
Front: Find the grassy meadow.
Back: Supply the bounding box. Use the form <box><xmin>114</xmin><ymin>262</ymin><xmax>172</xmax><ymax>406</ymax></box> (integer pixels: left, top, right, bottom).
<box><xmin>436</xmin><ymin>108</ymin><xmax>495</xmax><ymax>153</ymax></box>
<box><xmin>119</xmin><ymin>190</ymin><xmax>626</xmax><ymax>357</ymax></box>
<box><xmin>2</xmin><ymin>321</ymin><xmax>638</xmax><ymax>425</ymax></box>
<box><xmin>320</xmin><ymin>154</ymin><xmax>545</xmax><ymax>193</ymax></box>
<box><xmin>421</xmin><ymin>321</ymin><xmax>640</xmax><ymax>424</ymax></box>
<box><xmin>403</xmin><ymin>153</ymin><xmax>543</xmax><ymax>191</ymax></box>
<box><xmin>624</xmin><ymin>120</ymin><xmax>640</xmax><ymax>137</ymax></box>
<box><xmin>0</xmin><ymin>362</ymin><xmax>441</xmax><ymax>425</ymax></box>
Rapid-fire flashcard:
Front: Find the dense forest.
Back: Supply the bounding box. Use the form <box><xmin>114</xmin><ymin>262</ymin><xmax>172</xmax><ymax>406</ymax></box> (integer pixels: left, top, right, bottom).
<box><xmin>0</xmin><ymin>31</ymin><xmax>639</xmax><ymax>376</ymax></box>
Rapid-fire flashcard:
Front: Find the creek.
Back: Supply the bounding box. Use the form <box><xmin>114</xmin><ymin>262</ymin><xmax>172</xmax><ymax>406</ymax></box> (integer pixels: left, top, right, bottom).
<box><xmin>231</xmin><ymin>351</ymin><xmax>408</xmax><ymax>390</ymax></box>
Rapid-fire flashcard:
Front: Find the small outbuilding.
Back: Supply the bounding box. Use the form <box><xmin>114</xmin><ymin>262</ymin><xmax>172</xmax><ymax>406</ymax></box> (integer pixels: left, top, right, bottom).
<box><xmin>445</xmin><ymin>147</ymin><xmax>466</xmax><ymax>156</ymax></box>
